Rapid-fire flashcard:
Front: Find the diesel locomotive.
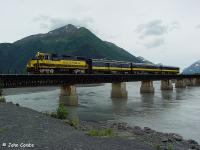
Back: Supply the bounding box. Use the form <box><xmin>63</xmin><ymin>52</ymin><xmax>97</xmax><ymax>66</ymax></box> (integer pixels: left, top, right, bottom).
<box><xmin>26</xmin><ymin>52</ymin><xmax>180</xmax><ymax>74</ymax></box>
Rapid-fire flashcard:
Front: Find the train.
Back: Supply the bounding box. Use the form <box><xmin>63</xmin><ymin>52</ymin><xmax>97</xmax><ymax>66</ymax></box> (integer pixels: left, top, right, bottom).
<box><xmin>26</xmin><ymin>52</ymin><xmax>180</xmax><ymax>74</ymax></box>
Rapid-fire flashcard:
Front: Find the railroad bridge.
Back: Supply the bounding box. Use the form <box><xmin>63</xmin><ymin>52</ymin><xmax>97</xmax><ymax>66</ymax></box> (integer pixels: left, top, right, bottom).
<box><xmin>0</xmin><ymin>74</ymin><xmax>200</xmax><ymax>106</ymax></box>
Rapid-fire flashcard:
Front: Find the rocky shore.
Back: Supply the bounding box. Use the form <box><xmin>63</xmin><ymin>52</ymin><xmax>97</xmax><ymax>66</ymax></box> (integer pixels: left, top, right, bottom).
<box><xmin>0</xmin><ymin>102</ymin><xmax>200</xmax><ymax>150</ymax></box>
<box><xmin>76</xmin><ymin>121</ymin><xmax>200</xmax><ymax>150</ymax></box>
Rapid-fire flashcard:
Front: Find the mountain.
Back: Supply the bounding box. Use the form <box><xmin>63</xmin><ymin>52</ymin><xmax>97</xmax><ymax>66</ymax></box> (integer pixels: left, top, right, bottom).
<box><xmin>0</xmin><ymin>24</ymin><xmax>141</xmax><ymax>73</ymax></box>
<box><xmin>136</xmin><ymin>56</ymin><xmax>154</xmax><ymax>65</ymax></box>
<box><xmin>182</xmin><ymin>60</ymin><xmax>200</xmax><ymax>74</ymax></box>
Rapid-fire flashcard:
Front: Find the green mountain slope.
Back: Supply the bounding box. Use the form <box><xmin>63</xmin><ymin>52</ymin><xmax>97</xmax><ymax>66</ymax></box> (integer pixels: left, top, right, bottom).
<box><xmin>0</xmin><ymin>24</ymin><xmax>141</xmax><ymax>73</ymax></box>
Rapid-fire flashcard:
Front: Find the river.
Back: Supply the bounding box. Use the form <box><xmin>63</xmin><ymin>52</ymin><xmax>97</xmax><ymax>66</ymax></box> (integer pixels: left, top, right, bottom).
<box><xmin>3</xmin><ymin>81</ymin><xmax>200</xmax><ymax>142</ymax></box>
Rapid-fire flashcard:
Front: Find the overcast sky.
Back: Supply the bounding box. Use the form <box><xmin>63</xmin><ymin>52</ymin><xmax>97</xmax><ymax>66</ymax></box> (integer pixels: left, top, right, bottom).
<box><xmin>0</xmin><ymin>0</ymin><xmax>200</xmax><ymax>70</ymax></box>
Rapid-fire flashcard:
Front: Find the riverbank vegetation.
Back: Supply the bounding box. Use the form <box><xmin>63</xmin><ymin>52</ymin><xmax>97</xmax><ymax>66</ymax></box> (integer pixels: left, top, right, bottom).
<box><xmin>0</xmin><ymin>128</ymin><xmax>8</xmax><ymax>134</ymax></box>
<box><xmin>48</xmin><ymin>105</ymin><xmax>115</xmax><ymax>137</ymax></box>
<box><xmin>50</xmin><ymin>104</ymin><xmax>68</xmax><ymax>119</ymax></box>
<box><xmin>0</xmin><ymin>97</ymin><xmax>6</xmax><ymax>103</ymax></box>
<box><xmin>48</xmin><ymin>105</ymin><xmax>81</xmax><ymax>129</ymax></box>
<box><xmin>69</xmin><ymin>119</ymin><xmax>79</xmax><ymax>127</ymax></box>
<box><xmin>88</xmin><ymin>128</ymin><xmax>115</xmax><ymax>137</ymax></box>
<box><xmin>154</xmin><ymin>143</ymin><xmax>174</xmax><ymax>150</ymax></box>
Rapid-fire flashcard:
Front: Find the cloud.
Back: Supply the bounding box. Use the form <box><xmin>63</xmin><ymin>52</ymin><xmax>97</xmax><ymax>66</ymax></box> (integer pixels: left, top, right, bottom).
<box><xmin>136</xmin><ymin>20</ymin><xmax>179</xmax><ymax>48</ymax></box>
<box><xmin>170</xmin><ymin>21</ymin><xmax>180</xmax><ymax>31</ymax></box>
<box><xmin>195</xmin><ymin>24</ymin><xmax>200</xmax><ymax>29</ymax></box>
<box><xmin>33</xmin><ymin>15</ymin><xmax>96</xmax><ymax>33</ymax></box>
<box><xmin>136</xmin><ymin>20</ymin><xmax>168</xmax><ymax>38</ymax></box>
<box><xmin>143</xmin><ymin>37</ymin><xmax>165</xmax><ymax>48</ymax></box>
<box><xmin>33</xmin><ymin>15</ymin><xmax>49</xmax><ymax>22</ymax></box>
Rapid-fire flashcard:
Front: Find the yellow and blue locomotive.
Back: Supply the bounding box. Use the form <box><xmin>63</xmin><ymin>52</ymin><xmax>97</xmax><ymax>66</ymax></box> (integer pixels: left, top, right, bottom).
<box><xmin>27</xmin><ymin>52</ymin><xmax>179</xmax><ymax>74</ymax></box>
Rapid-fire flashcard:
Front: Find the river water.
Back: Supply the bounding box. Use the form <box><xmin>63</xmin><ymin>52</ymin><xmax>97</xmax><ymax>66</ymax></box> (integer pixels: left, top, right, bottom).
<box><xmin>3</xmin><ymin>81</ymin><xmax>200</xmax><ymax>142</ymax></box>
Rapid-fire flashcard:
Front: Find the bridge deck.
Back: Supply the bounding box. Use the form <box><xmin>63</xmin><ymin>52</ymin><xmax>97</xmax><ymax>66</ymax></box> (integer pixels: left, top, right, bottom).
<box><xmin>0</xmin><ymin>74</ymin><xmax>199</xmax><ymax>88</ymax></box>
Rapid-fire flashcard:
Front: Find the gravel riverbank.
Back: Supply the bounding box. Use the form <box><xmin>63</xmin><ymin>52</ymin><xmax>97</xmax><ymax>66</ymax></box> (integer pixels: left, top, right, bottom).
<box><xmin>77</xmin><ymin>121</ymin><xmax>200</xmax><ymax>150</ymax></box>
<box><xmin>0</xmin><ymin>102</ymin><xmax>199</xmax><ymax>150</ymax></box>
<box><xmin>0</xmin><ymin>102</ymin><xmax>154</xmax><ymax>150</ymax></box>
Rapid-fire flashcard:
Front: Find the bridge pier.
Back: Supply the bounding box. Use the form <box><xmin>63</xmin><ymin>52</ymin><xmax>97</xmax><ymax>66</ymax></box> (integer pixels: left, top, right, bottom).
<box><xmin>192</xmin><ymin>78</ymin><xmax>198</xmax><ymax>86</ymax></box>
<box><xmin>184</xmin><ymin>79</ymin><xmax>190</xmax><ymax>86</ymax></box>
<box><xmin>187</xmin><ymin>78</ymin><xmax>197</xmax><ymax>86</ymax></box>
<box><xmin>160</xmin><ymin>80</ymin><xmax>173</xmax><ymax>90</ymax></box>
<box><xmin>175</xmin><ymin>79</ymin><xmax>186</xmax><ymax>88</ymax></box>
<box><xmin>140</xmin><ymin>80</ymin><xmax>154</xmax><ymax>93</ymax></box>
<box><xmin>111</xmin><ymin>82</ymin><xmax>128</xmax><ymax>99</ymax></box>
<box><xmin>59</xmin><ymin>85</ymin><xmax>78</xmax><ymax>106</ymax></box>
<box><xmin>197</xmin><ymin>78</ymin><xmax>200</xmax><ymax>86</ymax></box>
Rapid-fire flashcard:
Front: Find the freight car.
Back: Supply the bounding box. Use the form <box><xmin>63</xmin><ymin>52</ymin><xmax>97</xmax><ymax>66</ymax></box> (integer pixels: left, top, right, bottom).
<box><xmin>26</xmin><ymin>52</ymin><xmax>179</xmax><ymax>74</ymax></box>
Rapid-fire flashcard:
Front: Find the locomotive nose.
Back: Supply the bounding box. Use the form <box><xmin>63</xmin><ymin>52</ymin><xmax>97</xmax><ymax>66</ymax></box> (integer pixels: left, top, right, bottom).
<box><xmin>27</xmin><ymin>60</ymin><xmax>32</xmax><ymax>68</ymax></box>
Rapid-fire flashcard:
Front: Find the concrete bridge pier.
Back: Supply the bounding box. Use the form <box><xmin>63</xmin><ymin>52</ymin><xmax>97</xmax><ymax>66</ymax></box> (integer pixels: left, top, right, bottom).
<box><xmin>197</xmin><ymin>78</ymin><xmax>200</xmax><ymax>86</ymax></box>
<box><xmin>140</xmin><ymin>80</ymin><xmax>154</xmax><ymax>93</ymax></box>
<box><xmin>187</xmin><ymin>78</ymin><xmax>196</xmax><ymax>86</ymax></box>
<box><xmin>187</xmin><ymin>78</ymin><xmax>197</xmax><ymax>86</ymax></box>
<box><xmin>59</xmin><ymin>85</ymin><xmax>78</xmax><ymax>106</ymax></box>
<box><xmin>191</xmin><ymin>78</ymin><xmax>197</xmax><ymax>86</ymax></box>
<box><xmin>184</xmin><ymin>79</ymin><xmax>191</xmax><ymax>86</ymax></box>
<box><xmin>175</xmin><ymin>79</ymin><xmax>186</xmax><ymax>88</ymax></box>
<box><xmin>111</xmin><ymin>82</ymin><xmax>128</xmax><ymax>99</ymax></box>
<box><xmin>160</xmin><ymin>80</ymin><xmax>173</xmax><ymax>90</ymax></box>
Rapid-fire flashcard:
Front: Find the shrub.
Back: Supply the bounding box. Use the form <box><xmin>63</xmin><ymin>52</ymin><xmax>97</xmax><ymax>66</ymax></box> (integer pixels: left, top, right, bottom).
<box><xmin>88</xmin><ymin>129</ymin><xmax>99</xmax><ymax>136</ymax></box>
<box><xmin>0</xmin><ymin>97</ymin><xmax>5</xmax><ymax>103</ymax></box>
<box><xmin>56</xmin><ymin>105</ymin><xmax>68</xmax><ymax>119</ymax></box>
<box><xmin>50</xmin><ymin>112</ymin><xmax>58</xmax><ymax>118</ymax></box>
<box><xmin>167</xmin><ymin>143</ymin><xmax>173</xmax><ymax>150</ymax></box>
<box><xmin>70</xmin><ymin>119</ymin><xmax>79</xmax><ymax>127</ymax></box>
<box><xmin>154</xmin><ymin>144</ymin><xmax>161</xmax><ymax>150</ymax></box>
<box><xmin>0</xmin><ymin>128</ymin><xmax>8</xmax><ymax>133</ymax></box>
<box><xmin>88</xmin><ymin>128</ymin><xmax>114</xmax><ymax>136</ymax></box>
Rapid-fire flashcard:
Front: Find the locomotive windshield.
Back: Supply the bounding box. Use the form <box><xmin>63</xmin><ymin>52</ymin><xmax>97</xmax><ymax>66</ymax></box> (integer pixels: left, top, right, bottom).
<box><xmin>36</xmin><ymin>52</ymin><xmax>51</xmax><ymax>60</ymax></box>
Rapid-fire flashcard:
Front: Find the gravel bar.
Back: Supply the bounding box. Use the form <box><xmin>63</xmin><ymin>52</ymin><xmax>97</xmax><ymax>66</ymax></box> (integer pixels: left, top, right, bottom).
<box><xmin>0</xmin><ymin>103</ymin><xmax>154</xmax><ymax>150</ymax></box>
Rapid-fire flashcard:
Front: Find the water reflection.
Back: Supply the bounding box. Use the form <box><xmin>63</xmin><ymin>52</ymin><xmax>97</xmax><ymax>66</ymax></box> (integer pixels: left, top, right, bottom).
<box><xmin>161</xmin><ymin>91</ymin><xmax>173</xmax><ymax>100</ymax></box>
<box><xmin>140</xmin><ymin>93</ymin><xmax>154</xmax><ymax>104</ymax></box>
<box><xmin>175</xmin><ymin>88</ymin><xmax>186</xmax><ymax>100</ymax></box>
<box><xmin>139</xmin><ymin>93</ymin><xmax>155</xmax><ymax>115</ymax></box>
<box><xmin>111</xmin><ymin>98</ymin><xmax>128</xmax><ymax>115</ymax></box>
<box><xmin>66</xmin><ymin>106</ymin><xmax>79</xmax><ymax>121</ymax></box>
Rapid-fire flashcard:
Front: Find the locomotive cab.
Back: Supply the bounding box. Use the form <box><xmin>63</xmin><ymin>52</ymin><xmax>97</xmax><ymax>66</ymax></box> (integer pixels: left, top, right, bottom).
<box><xmin>27</xmin><ymin>52</ymin><xmax>52</xmax><ymax>74</ymax></box>
<box><xmin>36</xmin><ymin>52</ymin><xmax>51</xmax><ymax>60</ymax></box>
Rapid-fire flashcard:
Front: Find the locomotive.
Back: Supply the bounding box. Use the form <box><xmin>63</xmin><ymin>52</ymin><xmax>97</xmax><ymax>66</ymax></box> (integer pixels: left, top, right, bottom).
<box><xmin>26</xmin><ymin>52</ymin><xmax>180</xmax><ymax>74</ymax></box>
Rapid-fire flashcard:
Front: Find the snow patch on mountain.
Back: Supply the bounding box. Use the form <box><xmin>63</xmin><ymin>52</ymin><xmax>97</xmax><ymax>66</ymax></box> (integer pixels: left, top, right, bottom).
<box><xmin>182</xmin><ymin>60</ymin><xmax>200</xmax><ymax>74</ymax></box>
